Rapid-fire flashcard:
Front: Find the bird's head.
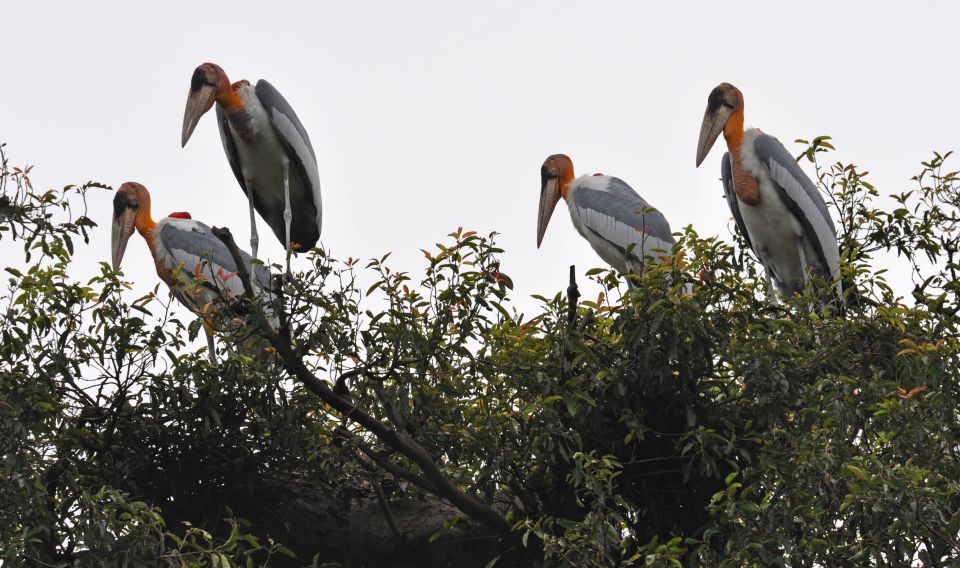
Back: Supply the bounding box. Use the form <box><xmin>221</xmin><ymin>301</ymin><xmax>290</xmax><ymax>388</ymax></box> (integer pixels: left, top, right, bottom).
<box><xmin>181</xmin><ymin>62</ymin><xmax>232</xmax><ymax>147</ymax></box>
<box><xmin>537</xmin><ymin>153</ymin><xmax>574</xmax><ymax>248</ymax></box>
<box><xmin>111</xmin><ymin>182</ymin><xmax>151</xmax><ymax>271</ymax></box>
<box><xmin>696</xmin><ymin>82</ymin><xmax>744</xmax><ymax>167</ymax></box>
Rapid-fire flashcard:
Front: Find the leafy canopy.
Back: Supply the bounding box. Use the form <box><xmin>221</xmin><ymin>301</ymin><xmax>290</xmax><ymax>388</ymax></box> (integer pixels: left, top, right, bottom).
<box><xmin>1</xmin><ymin>140</ymin><xmax>959</xmax><ymax>566</ymax></box>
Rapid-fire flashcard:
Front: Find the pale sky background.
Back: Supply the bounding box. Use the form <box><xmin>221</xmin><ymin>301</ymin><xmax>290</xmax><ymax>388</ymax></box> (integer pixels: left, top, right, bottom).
<box><xmin>3</xmin><ymin>1</ymin><xmax>959</xmax><ymax>319</ymax></box>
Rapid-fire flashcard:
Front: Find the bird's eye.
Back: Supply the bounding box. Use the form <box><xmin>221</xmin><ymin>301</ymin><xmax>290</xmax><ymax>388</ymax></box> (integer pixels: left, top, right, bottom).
<box><xmin>707</xmin><ymin>89</ymin><xmax>726</xmax><ymax>111</ymax></box>
<box><xmin>190</xmin><ymin>68</ymin><xmax>215</xmax><ymax>91</ymax></box>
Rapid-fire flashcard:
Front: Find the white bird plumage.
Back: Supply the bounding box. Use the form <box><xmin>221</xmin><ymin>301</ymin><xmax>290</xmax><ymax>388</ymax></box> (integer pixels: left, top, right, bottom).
<box><xmin>111</xmin><ymin>182</ymin><xmax>276</xmax><ymax>363</ymax></box>
<box><xmin>537</xmin><ymin>154</ymin><xmax>685</xmax><ymax>289</ymax></box>
<box><xmin>565</xmin><ymin>175</ymin><xmax>677</xmax><ymax>274</ymax></box>
<box><xmin>182</xmin><ymin>63</ymin><xmax>323</xmax><ymax>275</ymax></box>
<box><xmin>696</xmin><ymin>83</ymin><xmax>841</xmax><ymax>302</ymax></box>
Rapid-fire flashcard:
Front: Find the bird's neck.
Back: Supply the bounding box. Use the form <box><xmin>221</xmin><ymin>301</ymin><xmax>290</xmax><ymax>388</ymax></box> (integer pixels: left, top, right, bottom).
<box><xmin>134</xmin><ymin>202</ymin><xmax>155</xmax><ymax>233</ymax></box>
<box><xmin>227</xmin><ymin>109</ymin><xmax>255</xmax><ymax>144</ymax></box>
<box><xmin>722</xmin><ymin>108</ymin><xmax>761</xmax><ymax>206</ymax></box>
<box><xmin>220</xmin><ymin>86</ymin><xmax>255</xmax><ymax>144</ymax></box>
<box><xmin>127</xmin><ymin>194</ymin><xmax>176</xmax><ymax>287</ymax></box>
<box><xmin>216</xmin><ymin>85</ymin><xmax>245</xmax><ymax>114</ymax></box>
<box><xmin>722</xmin><ymin>107</ymin><xmax>745</xmax><ymax>154</ymax></box>
<box><xmin>134</xmin><ymin>205</ymin><xmax>158</xmax><ymax>253</ymax></box>
<box><xmin>559</xmin><ymin>170</ymin><xmax>574</xmax><ymax>200</ymax></box>
<box><xmin>138</xmin><ymin>212</ymin><xmax>176</xmax><ymax>287</ymax></box>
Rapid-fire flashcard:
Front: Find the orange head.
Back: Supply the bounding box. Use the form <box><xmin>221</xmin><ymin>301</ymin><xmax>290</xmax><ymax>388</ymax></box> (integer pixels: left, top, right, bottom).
<box><xmin>181</xmin><ymin>62</ymin><xmax>244</xmax><ymax>147</ymax></box>
<box><xmin>537</xmin><ymin>154</ymin><xmax>575</xmax><ymax>248</ymax></box>
<box><xmin>111</xmin><ymin>182</ymin><xmax>155</xmax><ymax>271</ymax></box>
<box><xmin>695</xmin><ymin>82</ymin><xmax>745</xmax><ymax>167</ymax></box>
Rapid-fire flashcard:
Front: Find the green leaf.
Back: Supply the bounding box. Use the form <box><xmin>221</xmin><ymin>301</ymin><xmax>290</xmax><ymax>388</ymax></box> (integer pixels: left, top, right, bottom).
<box><xmin>843</xmin><ymin>465</ymin><xmax>871</xmax><ymax>482</ymax></box>
<box><xmin>565</xmin><ymin>397</ymin><xmax>577</xmax><ymax>418</ymax></box>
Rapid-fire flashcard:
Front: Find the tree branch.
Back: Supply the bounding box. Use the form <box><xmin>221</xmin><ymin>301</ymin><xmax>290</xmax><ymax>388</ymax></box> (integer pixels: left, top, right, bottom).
<box><xmin>211</xmin><ymin>227</ymin><xmax>515</xmax><ymax>540</ymax></box>
<box><xmin>354</xmin><ymin>442</ymin><xmax>438</xmax><ymax>495</ymax></box>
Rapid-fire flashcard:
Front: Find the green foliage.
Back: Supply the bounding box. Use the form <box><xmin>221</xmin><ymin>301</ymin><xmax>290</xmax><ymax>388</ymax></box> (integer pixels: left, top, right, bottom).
<box><xmin>0</xmin><ymin>145</ymin><xmax>328</xmax><ymax>566</ymax></box>
<box><xmin>1</xmin><ymin>138</ymin><xmax>959</xmax><ymax>566</ymax></box>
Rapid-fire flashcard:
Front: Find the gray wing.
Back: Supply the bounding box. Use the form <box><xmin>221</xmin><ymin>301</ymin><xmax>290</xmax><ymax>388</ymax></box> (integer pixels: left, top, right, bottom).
<box><xmin>159</xmin><ymin>219</ymin><xmax>273</xmax><ymax>295</ymax></box>
<box><xmin>722</xmin><ymin>152</ymin><xmax>754</xmax><ymax>252</ymax></box>
<box><xmin>573</xmin><ymin>176</ymin><xmax>677</xmax><ymax>261</ymax></box>
<box><xmin>215</xmin><ymin>105</ymin><xmax>249</xmax><ymax>195</ymax></box>
<box><xmin>752</xmin><ymin>134</ymin><xmax>840</xmax><ymax>281</ymax></box>
<box><xmin>255</xmin><ymin>79</ymin><xmax>323</xmax><ymax>234</ymax></box>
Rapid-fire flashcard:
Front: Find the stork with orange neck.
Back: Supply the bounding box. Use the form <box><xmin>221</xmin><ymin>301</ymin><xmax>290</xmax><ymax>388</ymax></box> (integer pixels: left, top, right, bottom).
<box><xmin>537</xmin><ymin>154</ymin><xmax>681</xmax><ymax>279</ymax></box>
<box><xmin>111</xmin><ymin>182</ymin><xmax>274</xmax><ymax>362</ymax></box>
<box><xmin>695</xmin><ymin>82</ymin><xmax>841</xmax><ymax>302</ymax></box>
<box><xmin>181</xmin><ymin>62</ymin><xmax>323</xmax><ymax>276</ymax></box>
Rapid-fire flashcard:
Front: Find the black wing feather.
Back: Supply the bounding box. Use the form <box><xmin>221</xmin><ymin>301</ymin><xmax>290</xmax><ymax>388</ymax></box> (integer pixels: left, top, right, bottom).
<box><xmin>254</xmin><ymin>79</ymin><xmax>323</xmax><ymax>248</ymax></box>
<box><xmin>216</xmin><ymin>105</ymin><xmax>248</xmax><ymax>195</ymax></box>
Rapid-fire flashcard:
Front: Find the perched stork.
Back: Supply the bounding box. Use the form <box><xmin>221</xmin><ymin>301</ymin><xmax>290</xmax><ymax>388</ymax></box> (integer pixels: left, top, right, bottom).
<box><xmin>181</xmin><ymin>62</ymin><xmax>322</xmax><ymax>274</ymax></box>
<box><xmin>111</xmin><ymin>182</ymin><xmax>274</xmax><ymax>362</ymax></box>
<box><xmin>537</xmin><ymin>154</ymin><xmax>683</xmax><ymax>283</ymax></box>
<box><xmin>695</xmin><ymin>82</ymin><xmax>841</xmax><ymax>301</ymax></box>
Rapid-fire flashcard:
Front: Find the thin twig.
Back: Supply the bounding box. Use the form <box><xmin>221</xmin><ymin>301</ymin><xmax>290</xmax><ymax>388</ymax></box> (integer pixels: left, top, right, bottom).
<box><xmin>374</xmin><ymin>481</ymin><xmax>402</xmax><ymax>538</ymax></box>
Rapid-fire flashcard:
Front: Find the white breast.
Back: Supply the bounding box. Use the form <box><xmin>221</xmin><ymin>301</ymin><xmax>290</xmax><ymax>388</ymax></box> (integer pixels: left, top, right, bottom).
<box><xmin>229</xmin><ymin>86</ymin><xmax>289</xmax><ymax>208</ymax></box>
<box><xmin>738</xmin><ymin>130</ymin><xmax>813</xmax><ymax>293</ymax></box>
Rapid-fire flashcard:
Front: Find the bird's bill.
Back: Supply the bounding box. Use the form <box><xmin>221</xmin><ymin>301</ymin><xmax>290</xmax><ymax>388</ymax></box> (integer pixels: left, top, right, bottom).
<box><xmin>181</xmin><ymin>84</ymin><xmax>216</xmax><ymax>147</ymax></box>
<box><xmin>111</xmin><ymin>201</ymin><xmax>137</xmax><ymax>271</ymax></box>
<box><xmin>537</xmin><ymin>177</ymin><xmax>561</xmax><ymax>248</ymax></box>
<box><xmin>695</xmin><ymin>105</ymin><xmax>733</xmax><ymax>167</ymax></box>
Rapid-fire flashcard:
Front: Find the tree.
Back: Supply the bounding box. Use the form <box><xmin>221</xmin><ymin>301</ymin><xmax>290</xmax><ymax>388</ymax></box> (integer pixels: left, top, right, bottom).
<box><xmin>1</xmin><ymin>139</ymin><xmax>958</xmax><ymax>566</ymax></box>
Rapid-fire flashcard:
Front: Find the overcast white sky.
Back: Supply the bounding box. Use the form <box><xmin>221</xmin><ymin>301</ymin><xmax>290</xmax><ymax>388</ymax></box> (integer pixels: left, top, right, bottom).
<box><xmin>3</xmin><ymin>1</ymin><xmax>959</xmax><ymax>317</ymax></box>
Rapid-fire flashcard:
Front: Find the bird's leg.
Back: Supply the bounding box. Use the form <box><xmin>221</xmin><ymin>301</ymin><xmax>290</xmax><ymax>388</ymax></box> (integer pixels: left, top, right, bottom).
<box><xmin>624</xmin><ymin>259</ymin><xmax>637</xmax><ymax>290</ymax></box>
<box><xmin>244</xmin><ymin>177</ymin><xmax>259</xmax><ymax>261</ymax></box>
<box><xmin>282</xmin><ymin>159</ymin><xmax>293</xmax><ymax>280</ymax></box>
<box><xmin>797</xmin><ymin>237</ymin><xmax>811</xmax><ymax>281</ymax></box>
<box><xmin>796</xmin><ymin>237</ymin><xmax>818</xmax><ymax>313</ymax></box>
<box><xmin>764</xmin><ymin>267</ymin><xmax>777</xmax><ymax>302</ymax></box>
<box><xmin>203</xmin><ymin>319</ymin><xmax>217</xmax><ymax>365</ymax></box>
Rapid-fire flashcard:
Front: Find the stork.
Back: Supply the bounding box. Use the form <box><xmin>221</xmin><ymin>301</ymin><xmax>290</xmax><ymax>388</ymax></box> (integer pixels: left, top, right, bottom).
<box><xmin>181</xmin><ymin>62</ymin><xmax>322</xmax><ymax>275</ymax></box>
<box><xmin>111</xmin><ymin>182</ymin><xmax>275</xmax><ymax>363</ymax></box>
<box><xmin>695</xmin><ymin>82</ymin><xmax>841</xmax><ymax>302</ymax></box>
<box><xmin>537</xmin><ymin>154</ymin><xmax>683</xmax><ymax>285</ymax></box>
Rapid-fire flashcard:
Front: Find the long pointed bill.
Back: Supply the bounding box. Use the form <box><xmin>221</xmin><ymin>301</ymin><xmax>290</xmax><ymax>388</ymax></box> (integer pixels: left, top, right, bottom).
<box><xmin>695</xmin><ymin>106</ymin><xmax>733</xmax><ymax>167</ymax></box>
<box><xmin>537</xmin><ymin>178</ymin><xmax>561</xmax><ymax>248</ymax></box>
<box><xmin>181</xmin><ymin>85</ymin><xmax>216</xmax><ymax>147</ymax></box>
<box><xmin>111</xmin><ymin>202</ymin><xmax>137</xmax><ymax>271</ymax></box>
